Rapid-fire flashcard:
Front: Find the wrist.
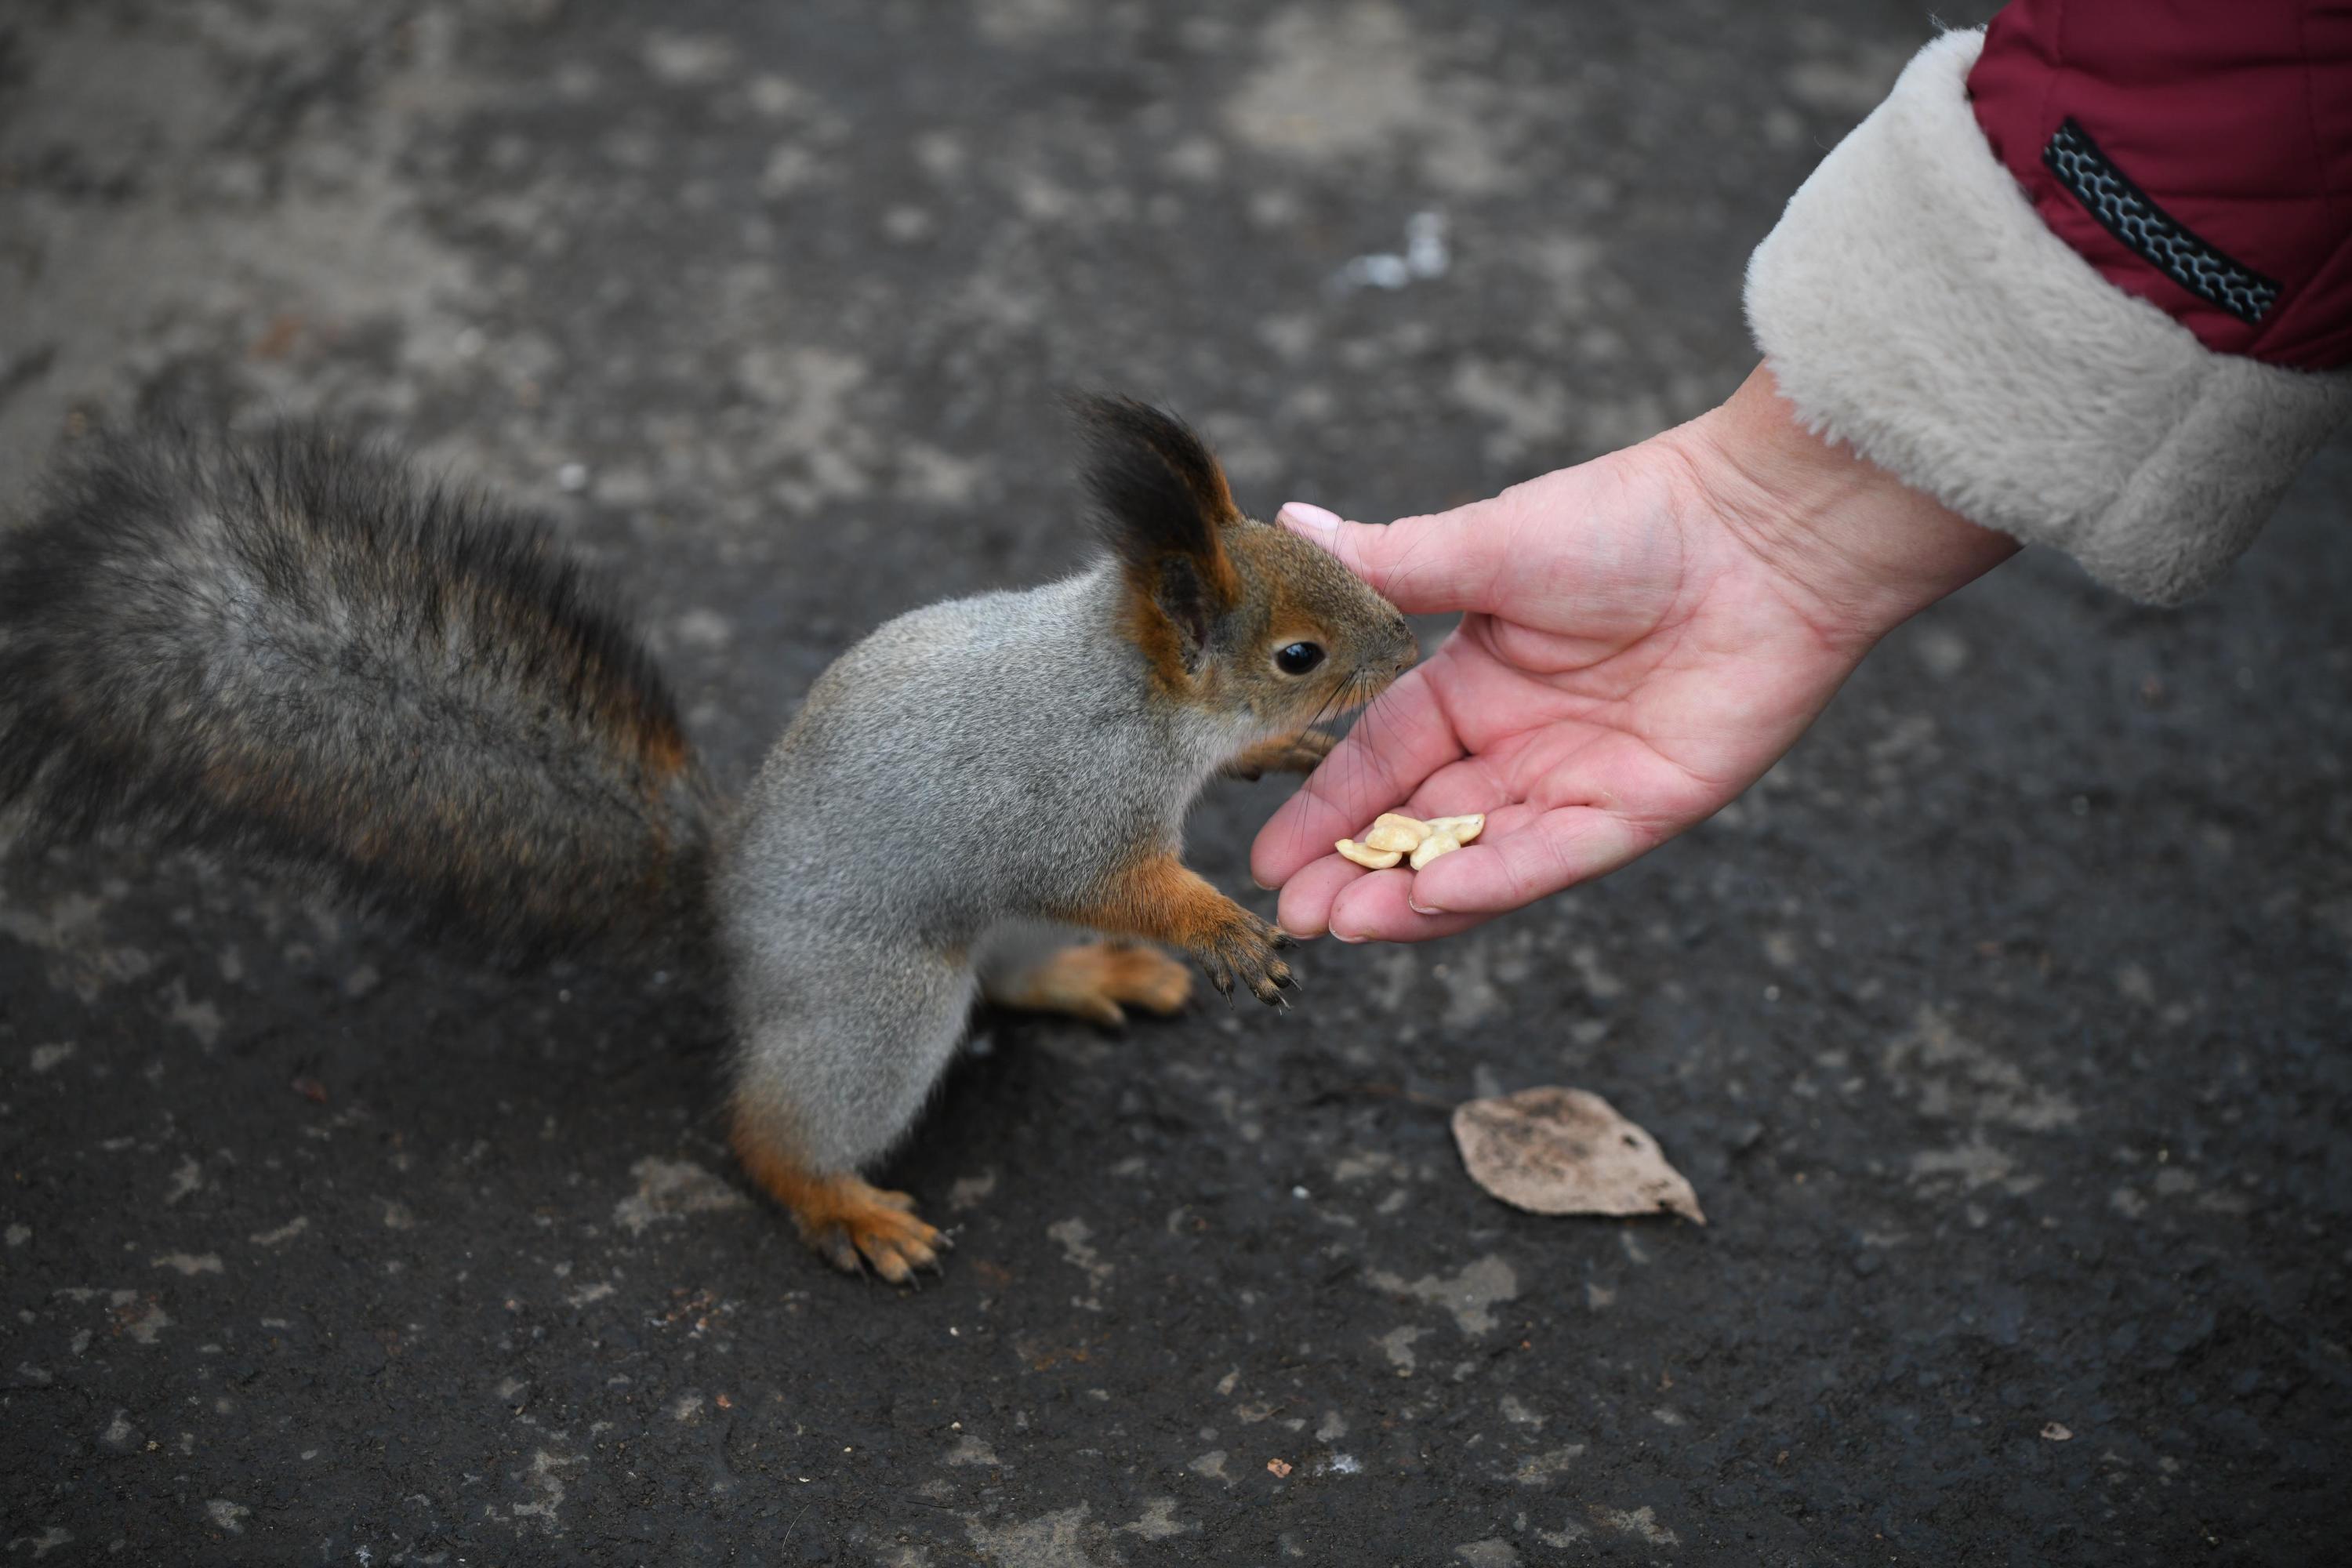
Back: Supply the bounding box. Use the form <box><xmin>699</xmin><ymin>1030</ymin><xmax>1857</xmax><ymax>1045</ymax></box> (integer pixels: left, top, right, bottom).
<box><xmin>1668</xmin><ymin>363</ymin><xmax>2019</xmax><ymax>648</ymax></box>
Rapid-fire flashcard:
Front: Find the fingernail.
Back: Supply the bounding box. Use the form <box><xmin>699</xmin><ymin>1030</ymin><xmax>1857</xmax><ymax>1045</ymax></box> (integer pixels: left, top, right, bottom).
<box><xmin>1277</xmin><ymin>501</ymin><xmax>1341</xmax><ymax>532</ymax></box>
<box><xmin>1251</xmin><ymin>874</ymin><xmax>1273</xmax><ymax>891</ymax></box>
<box><xmin>1330</xmin><ymin>930</ymin><xmax>1367</xmax><ymax>944</ymax></box>
<box><xmin>1408</xmin><ymin>900</ymin><xmax>1444</xmax><ymax>916</ymax></box>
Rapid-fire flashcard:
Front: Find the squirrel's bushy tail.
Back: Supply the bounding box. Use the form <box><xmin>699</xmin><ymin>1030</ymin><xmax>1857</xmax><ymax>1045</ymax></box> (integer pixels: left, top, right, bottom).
<box><xmin>0</xmin><ymin>426</ymin><xmax>714</xmax><ymax>964</ymax></box>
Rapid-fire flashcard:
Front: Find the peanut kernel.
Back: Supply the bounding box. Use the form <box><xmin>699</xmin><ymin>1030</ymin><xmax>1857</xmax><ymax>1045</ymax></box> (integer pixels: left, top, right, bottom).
<box><xmin>1408</xmin><ymin>833</ymin><xmax>1462</xmax><ymax>870</ymax></box>
<box><xmin>1361</xmin><ymin>814</ymin><xmax>1431</xmax><ymax>853</ymax></box>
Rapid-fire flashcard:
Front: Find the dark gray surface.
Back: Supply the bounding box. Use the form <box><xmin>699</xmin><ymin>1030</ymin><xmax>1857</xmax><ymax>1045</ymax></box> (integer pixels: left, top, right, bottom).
<box><xmin>3</xmin><ymin>2</ymin><xmax>2347</xmax><ymax>1564</ymax></box>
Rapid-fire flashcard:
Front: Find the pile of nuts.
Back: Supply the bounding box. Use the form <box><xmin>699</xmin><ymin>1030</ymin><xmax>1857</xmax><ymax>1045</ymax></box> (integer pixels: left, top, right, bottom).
<box><xmin>1336</xmin><ymin>811</ymin><xmax>1486</xmax><ymax>870</ymax></box>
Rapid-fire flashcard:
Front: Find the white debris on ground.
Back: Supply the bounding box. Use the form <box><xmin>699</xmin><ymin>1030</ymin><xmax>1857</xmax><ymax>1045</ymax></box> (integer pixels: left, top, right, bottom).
<box><xmin>1330</xmin><ymin>211</ymin><xmax>1450</xmax><ymax>293</ymax></box>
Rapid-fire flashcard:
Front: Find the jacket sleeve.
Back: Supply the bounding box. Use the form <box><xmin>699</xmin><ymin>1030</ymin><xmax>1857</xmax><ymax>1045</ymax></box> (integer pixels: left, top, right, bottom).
<box><xmin>1744</xmin><ymin>2</ymin><xmax>2352</xmax><ymax>605</ymax></box>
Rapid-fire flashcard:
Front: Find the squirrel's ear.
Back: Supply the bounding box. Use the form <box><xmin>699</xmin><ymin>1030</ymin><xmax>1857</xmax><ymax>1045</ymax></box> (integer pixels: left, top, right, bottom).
<box><xmin>1072</xmin><ymin>394</ymin><xmax>1242</xmax><ymax>670</ymax></box>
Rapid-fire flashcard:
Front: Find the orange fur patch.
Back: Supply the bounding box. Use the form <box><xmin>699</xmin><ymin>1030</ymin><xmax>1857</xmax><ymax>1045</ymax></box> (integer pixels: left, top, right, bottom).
<box><xmin>1118</xmin><ymin>575</ymin><xmax>1200</xmax><ymax>695</ymax></box>
<box><xmin>1054</xmin><ymin>851</ymin><xmax>1239</xmax><ymax>952</ymax></box>
<box><xmin>991</xmin><ymin>939</ymin><xmax>1193</xmax><ymax>1025</ymax></box>
<box><xmin>1119</xmin><ymin>521</ymin><xmax>1244</xmax><ymax>697</ymax></box>
<box><xmin>637</xmin><ymin>718</ymin><xmax>691</xmax><ymax>779</ymax></box>
<box><xmin>1223</xmin><ymin>524</ymin><xmax>1314</xmax><ymax>633</ymax></box>
<box><xmin>728</xmin><ymin>1098</ymin><xmax>944</xmax><ymax>1282</ymax></box>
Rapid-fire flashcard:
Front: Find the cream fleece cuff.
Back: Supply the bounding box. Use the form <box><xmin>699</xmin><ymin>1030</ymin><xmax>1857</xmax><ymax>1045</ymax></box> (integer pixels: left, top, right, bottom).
<box><xmin>1744</xmin><ymin>28</ymin><xmax>2352</xmax><ymax>605</ymax></box>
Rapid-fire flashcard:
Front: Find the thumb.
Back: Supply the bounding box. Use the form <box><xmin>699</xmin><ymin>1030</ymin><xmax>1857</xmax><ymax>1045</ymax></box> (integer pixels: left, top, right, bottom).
<box><xmin>1276</xmin><ymin>495</ymin><xmax>1519</xmax><ymax>615</ymax></box>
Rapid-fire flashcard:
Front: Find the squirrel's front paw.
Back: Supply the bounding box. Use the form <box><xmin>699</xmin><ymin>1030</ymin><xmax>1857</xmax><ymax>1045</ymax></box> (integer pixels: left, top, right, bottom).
<box><xmin>1192</xmin><ymin>907</ymin><xmax>1298</xmax><ymax>1008</ymax></box>
<box><xmin>1220</xmin><ymin>730</ymin><xmax>1338</xmax><ymax>782</ymax></box>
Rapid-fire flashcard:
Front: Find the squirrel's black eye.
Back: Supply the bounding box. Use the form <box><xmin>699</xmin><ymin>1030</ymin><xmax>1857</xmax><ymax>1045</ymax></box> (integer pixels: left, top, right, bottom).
<box><xmin>1274</xmin><ymin>641</ymin><xmax>1325</xmax><ymax>676</ymax></box>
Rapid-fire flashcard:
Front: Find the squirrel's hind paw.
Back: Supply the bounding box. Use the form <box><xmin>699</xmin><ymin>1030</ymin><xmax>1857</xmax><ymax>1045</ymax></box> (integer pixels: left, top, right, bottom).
<box><xmin>797</xmin><ymin>1178</ymin><xmax>947</xmax><ymax>1284</ymax></box>
<box><xmin>989</xmin><ymin>940</ymin><xmax>1194</xmax><ymax>1027</ymax></box>
<box><xmin>730</xmin><ymin>1107</ymin><xmax>949</xmax><ymax>1285</ymax></box>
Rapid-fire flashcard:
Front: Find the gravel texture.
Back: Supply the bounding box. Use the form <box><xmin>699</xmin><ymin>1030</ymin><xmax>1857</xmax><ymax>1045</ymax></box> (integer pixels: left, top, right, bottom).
<box><xmin>3</xmin><ymin>2</ymin><xmax>2347</xmax><ymax>1563</ymax></box>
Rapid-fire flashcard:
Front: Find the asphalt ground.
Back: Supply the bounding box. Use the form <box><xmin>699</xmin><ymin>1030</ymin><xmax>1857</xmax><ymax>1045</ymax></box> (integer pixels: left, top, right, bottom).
<box><xmin>3</xmin><ymin>2</ymin><xmax>2347</xmax><ymax>1563</ymax></box>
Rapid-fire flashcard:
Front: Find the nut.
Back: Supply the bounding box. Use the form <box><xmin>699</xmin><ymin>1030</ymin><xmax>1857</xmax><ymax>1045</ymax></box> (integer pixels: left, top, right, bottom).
<box><xmin>1408</xmin><ymin>833</ymin><xmax>1462</xmax><ymax>870</ymax></box>
<box><xmin>1338</xmin><ymin>810</ymin><xmax>1492</xmax><ymax>873</ymax></box>
<box><xmin>1361</xmin><ymin>814</ymin><xmax>1432</xmax><ymax>853</ymax></box>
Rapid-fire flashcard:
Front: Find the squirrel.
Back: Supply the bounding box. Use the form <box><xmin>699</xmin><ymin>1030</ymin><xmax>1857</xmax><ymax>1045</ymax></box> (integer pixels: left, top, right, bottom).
<box><xmin>0</xmin><ymin>397</ymin><xmax>1418</xmax><ymax>1282</ymax></box>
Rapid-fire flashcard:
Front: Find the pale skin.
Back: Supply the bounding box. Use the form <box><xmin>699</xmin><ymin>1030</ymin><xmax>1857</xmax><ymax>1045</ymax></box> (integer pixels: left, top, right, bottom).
<box><xmin>1251</xmin><ymin>365</ymin><xmax>2021</xmax><ymax>943</ymax></box>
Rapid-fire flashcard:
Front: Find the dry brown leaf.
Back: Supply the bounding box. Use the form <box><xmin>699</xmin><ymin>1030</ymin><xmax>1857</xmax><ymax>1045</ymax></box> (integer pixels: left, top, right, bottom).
<box><xmin>1451</xmin><ymin>1087</ymin><xmax>1705</xmax><ymax>1224</ymax></box>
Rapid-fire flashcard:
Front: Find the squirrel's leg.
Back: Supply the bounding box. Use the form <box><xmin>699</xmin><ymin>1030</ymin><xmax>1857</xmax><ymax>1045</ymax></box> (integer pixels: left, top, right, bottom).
<box><xmin>726</xmin><ymin>949</ymin><xmax>974</xmax><ymax>1282</ymax></box>
<box><xmin>1218</xmin><ymin>729</ymin><xmax>1336</xmax><ymax>782</ymax></box>
<box><xmin>1053</xmin><ymin>851</ymin><xmax>1294</xmax><ymax>1007</ymax></box>
<box><xmin>979</xmin><ymin>923</ymin><xmax>1192</xmax><ymax>1027</ymax></box>
<box><xmin>728</xmin><ymin>1104</ymin><xmax>946</xmax><ymax>1283</ymax></box>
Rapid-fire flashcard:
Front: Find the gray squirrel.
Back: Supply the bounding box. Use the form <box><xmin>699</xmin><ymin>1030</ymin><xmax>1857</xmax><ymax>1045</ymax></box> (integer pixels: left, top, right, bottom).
<box><xmin>0</xmin><ymin>397</ymin><xmax>1417</xmax><ymax>1281</ymax></box>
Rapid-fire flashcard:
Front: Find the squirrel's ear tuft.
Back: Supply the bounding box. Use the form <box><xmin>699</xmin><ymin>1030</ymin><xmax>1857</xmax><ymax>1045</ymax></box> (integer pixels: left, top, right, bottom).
<box><xmin>1071</xmin><ymin>394</ymin><xmax>1243</xmax><ymax>571</ymax></box>
<box><xmin>1070</xmin><ymin>394</ymin><xmax>1242</xmax><ymax>670</ymax></box>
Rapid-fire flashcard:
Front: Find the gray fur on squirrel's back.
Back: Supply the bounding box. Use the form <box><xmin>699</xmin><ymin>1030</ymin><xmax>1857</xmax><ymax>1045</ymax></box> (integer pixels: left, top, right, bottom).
<box><xmin>724</xmin><ymin>566</ymin><xmax>1250</xmax><ymax>935</ymax></box>
<box><xmin>0</xmin><ymin>426</ymin><xmax>715</xmax><ymax>963</ymax></box>
<box><xmin>717</xmin><ymin>563</ymin><xmax>1254</xmax><ymax>1170</ymax></box>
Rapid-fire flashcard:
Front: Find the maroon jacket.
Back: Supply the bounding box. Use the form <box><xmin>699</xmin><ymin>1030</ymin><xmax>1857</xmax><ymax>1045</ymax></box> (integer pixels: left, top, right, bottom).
<box><xmin>1969</xmin><ymin>0</ymin><xmax>2352</xmax><ymax>371</ymax></box>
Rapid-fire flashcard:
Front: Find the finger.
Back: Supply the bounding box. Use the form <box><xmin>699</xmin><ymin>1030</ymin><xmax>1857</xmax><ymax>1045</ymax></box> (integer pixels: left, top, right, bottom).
<box><xmin>1273</xmin><ymin>854</ymin><xmax>1363</xmax><ymax>938</ymax></box>
<box><xmin>1277</xmin><ymin>493</ymin><xmax>1530</xmax><ymax>616</ymax></box>
<box><xmin>1404</xmin><ymin>806</ymin><xmax>1658</xmax><ymax>916</ymax></box>
<box><xmin>1250</xmin><ymin>666</ymin><xmax>1464</xmax><ymax>889</ymax></box>
<box><xmin>1322</xmin><ymin>869</ymin><xmax>1495</xmax><ymax>944</ymax></box>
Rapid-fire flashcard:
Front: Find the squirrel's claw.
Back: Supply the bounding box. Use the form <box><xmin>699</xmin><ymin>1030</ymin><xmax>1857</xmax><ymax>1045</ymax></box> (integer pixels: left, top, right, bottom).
<box><xmin>1192</xmin><ymin>906</ymin><xmax>1298</xmax><ymax>1012</ymax></box>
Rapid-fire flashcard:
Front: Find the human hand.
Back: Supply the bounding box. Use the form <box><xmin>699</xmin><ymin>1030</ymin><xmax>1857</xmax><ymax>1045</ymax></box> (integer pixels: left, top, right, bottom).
<box><xmin>1252</xmin><ymin>365</ymin><xmax>2019</xmax><ymax>942</ymax></box>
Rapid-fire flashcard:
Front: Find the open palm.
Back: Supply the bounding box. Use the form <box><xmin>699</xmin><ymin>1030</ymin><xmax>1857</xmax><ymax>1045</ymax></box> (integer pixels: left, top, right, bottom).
<box><xmin>1253</xmin><ymin>375</ymin><xmax>2016</xmax><ymax>942</ymax></box>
